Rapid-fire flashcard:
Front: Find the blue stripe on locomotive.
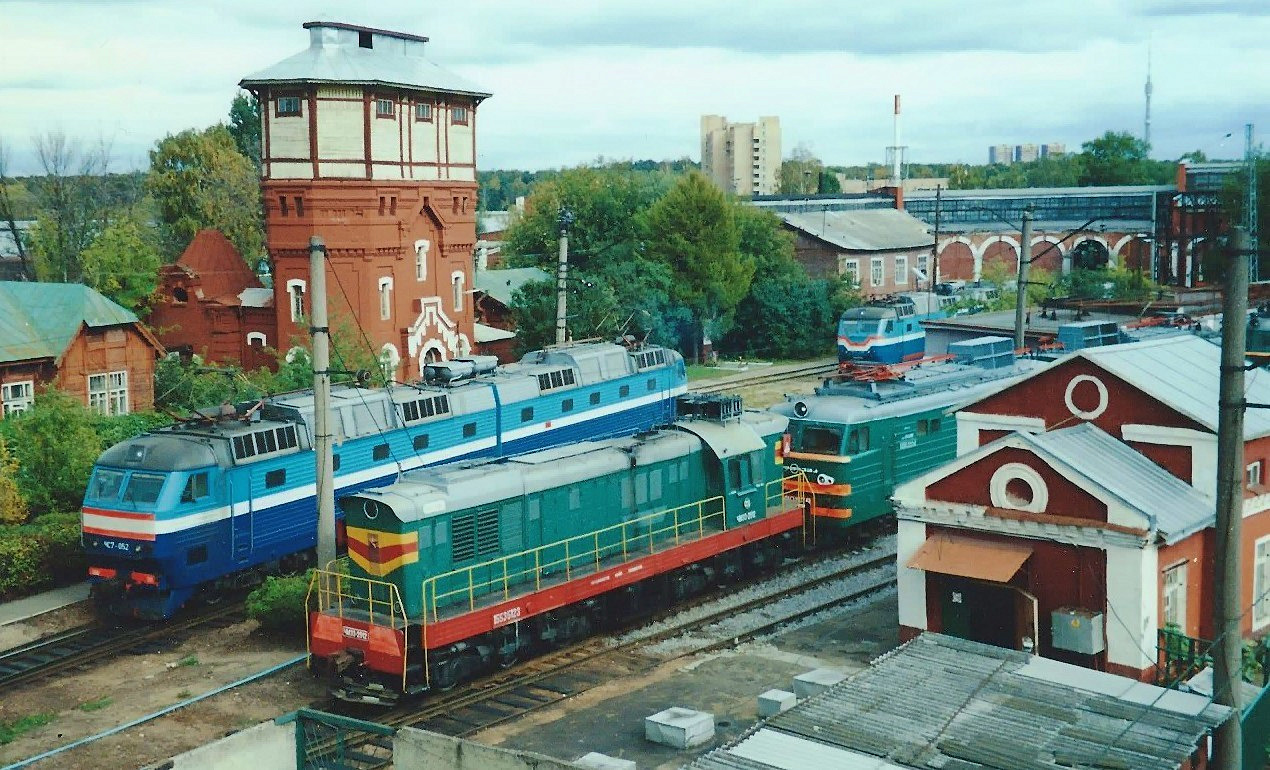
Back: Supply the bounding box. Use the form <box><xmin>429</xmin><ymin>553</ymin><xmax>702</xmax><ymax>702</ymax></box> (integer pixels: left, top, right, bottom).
<box><xmin>85</xmin><ymin>363</ymin><xmax>684</xmax><ymax>617</ymax></box>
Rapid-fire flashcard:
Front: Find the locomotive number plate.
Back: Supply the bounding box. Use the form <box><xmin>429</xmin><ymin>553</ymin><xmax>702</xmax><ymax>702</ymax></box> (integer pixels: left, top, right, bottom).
<box><xmin>342</xmin><ymin>626</ymin><xmax>370</xmax><ymax>641</ymax></box>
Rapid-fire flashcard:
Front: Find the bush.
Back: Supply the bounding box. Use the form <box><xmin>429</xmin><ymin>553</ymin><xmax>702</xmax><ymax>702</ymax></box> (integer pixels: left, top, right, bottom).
<box><xmin>0</xmin><ymin>513</ymin><xmax>87</xmax><ymax>599</ymax></box>
<box><xmin>245</xmin><ymin>572</ymin><xmax>311</xmax><ymax>633</ymax></box>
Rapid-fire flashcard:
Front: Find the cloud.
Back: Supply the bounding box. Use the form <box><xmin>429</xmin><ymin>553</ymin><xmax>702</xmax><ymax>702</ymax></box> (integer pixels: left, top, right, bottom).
<box><xmin>1139</xmin><ymin>0</ymin><xmax>1270</xmax><ymax>17</ymax></box>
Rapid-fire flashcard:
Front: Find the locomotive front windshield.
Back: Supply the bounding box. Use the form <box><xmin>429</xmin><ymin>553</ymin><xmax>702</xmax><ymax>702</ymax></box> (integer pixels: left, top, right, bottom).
<box><xmin>794</xmin><ymin>425</ymin><xmax>843</xmax><ymax>453</ymax></box>
<box><xmin>839</xmin><ymin>307</ymin><xmax>895</xmax><ymax>337</ymax></box>
<box><xmin>85</xmin><ymin>468</ymin><xmax>169</xmax><ymax>505</ymax></box>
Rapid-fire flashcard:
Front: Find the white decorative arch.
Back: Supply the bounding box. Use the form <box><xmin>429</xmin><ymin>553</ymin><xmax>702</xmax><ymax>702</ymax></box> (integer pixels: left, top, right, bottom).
<box><xmin>285</xmin><ymin>279</ymin><xmax>307</xmax><ymax>322</ymax></box>
<box><xmin>1070</xmin><ymin>235</ymin><xmax>1114</xmax><ymax>269</ymax></box>
<box><xmin>246</xmin><ymin>332</ymin><xmax>267</xmax><ymax>347</ymax></box>
<box><xmin>379</xmin><ymin>343</ymin><xmax>401</xmax><ymax>380</ymax></box>
<box><xmin>989</xmin><ymin>462</ymin><xmax>1050</xmax><ymax>513</ymax></box>
<box><xmin>417</xmin><ymin>341</ymin><xmax>447</xmax><ymax>375</ymax></box>
<box><xmin>1110</xmin><ymin>233</ymin><xmax>1138</xmax><ymax>259</ymax></box>
<box><xmin>451</xmin><ymin>270</ymin><xmax>466</xmax><ymax>312</ymax></box>
<box><xmin>935</xmin><ymin>236</ymin><xmax>975</xmax><ymax>282</ymax></box>
<box><xmin>406</xmin><ymin>296</ymin><xmax>472</xmax><ymax>364</ymax></box>
<box><xmin>974</xmin><ymin>235</ymin><xmax>1020</xmax><ymax>281</ymax></box>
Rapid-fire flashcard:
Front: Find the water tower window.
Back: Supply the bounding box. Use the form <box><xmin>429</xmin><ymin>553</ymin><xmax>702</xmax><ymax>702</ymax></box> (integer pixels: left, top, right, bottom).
<box><xmin>276</xmin><ymin>96</ymin><xmax>301</xmax><ymax>117</ymax></box>
<box><xmin>359</xmin><ymin>31</ymin><xmax>373</xmax><ymax>49</ymax></box>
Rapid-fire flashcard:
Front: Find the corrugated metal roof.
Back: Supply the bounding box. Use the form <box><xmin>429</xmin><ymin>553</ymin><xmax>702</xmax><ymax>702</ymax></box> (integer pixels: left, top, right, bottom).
<box><xmin>1078</xmin><ymin>334</ymin><xmax>1270</xmax><ymax>439</ymax></box>
<box><xmin>905</xmin><ymin>184</ymin><xmax>1173</xmax><ymax>199</ymax></box>
<box><xmin>779</xmin><ymin>209</ymin><xmax>933</xmax><ymax>252</ymax></box>
<box><xmin>688</xmin><ymin>633</ymin><xmax>1230</xmax><ymax>770</ymax></box>
<box><xmin>473</xmin><ymin>267</ymin><xmax>550</xmax><ymax>308</ymax></box>
<box><xmin>1018</xmin><ymin>423</ymin><xmax>1213</xmax><ymax>543</ymax></box>
<box><xmin>240</xmin><ymin>22</ymin><xmax>490</xmax><ymax>97</ymax></box>
<box><xmin>0</xmin><ymin>281</ymin><xmax>140</xmax><ymax>364</ymax></box>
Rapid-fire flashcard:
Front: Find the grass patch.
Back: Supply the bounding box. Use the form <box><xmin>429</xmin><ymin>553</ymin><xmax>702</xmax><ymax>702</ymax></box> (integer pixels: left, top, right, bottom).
<box><xmin>685</xmin><ymin>365</ymin><xmax>733</xmax><ymax>381</ymax></box>
<box><xmin>0</xmin><ymin>713</ymin><xmax>55</xmax><ymax>744</ymax></box>
<box><xmin>78</xmin><ymin>696</ymin><xmax>112</xmax><ymax>712</ymax></box>
<box><xmin>176</xmin><ymin>654</ymin><xmax>199</xmax><ymax>668</ymax></box>
<box><xmin>177</xmin><ymin>689</ymin><xmax>192</xmax><ymax>700</ymax></box>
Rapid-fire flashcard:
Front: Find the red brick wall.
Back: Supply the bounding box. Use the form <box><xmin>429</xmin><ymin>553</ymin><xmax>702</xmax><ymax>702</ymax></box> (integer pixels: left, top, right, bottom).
<box><xmin>1157</xmin><ymin>530</ymin><xmax>1213</xmax><ymax>640</ymax></box>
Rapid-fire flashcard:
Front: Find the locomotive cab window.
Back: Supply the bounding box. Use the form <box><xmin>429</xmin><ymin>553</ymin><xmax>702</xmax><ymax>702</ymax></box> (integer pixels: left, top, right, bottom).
<box><xmin>847</xmin><ymin>426</ymin><xmax>871</xmax><ymax>454</ymax></box>
<box><xmin>88</xmin><ymin>469</ymin><xmax>125</xmax><ymax>501</ymax></box>
<box><xmin>796</xmin><ymin>426</ymin><xmax>843</xmax><ymax>454</ymax></box>
<box><xmin>123</xmin><ymin>472</ymin><xmax>167</xmax><ymax>504</ymax></box>
<box><xmin>180</xmin><ymin>472</ymin><xmax>209</xmax><ymax>503</ymax></box>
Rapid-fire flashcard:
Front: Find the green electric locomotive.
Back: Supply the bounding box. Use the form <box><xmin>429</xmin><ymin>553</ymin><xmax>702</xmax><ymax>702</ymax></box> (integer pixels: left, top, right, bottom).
<box><xmin>306</xmin><ymin>395</ymin><xmax>804</xmax><ymax>703</ymax></box>
<box><xmin>773</xmin><ymin>337</ymin><xmax>1042</xmax><ymax>536</ymax></box>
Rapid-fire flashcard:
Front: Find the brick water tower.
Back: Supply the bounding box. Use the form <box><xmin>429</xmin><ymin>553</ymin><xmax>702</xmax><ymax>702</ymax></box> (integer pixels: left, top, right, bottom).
<box><xmin>240</xmin><ymin>21</ymin><xmax>491</xmax><ymax>380</ymax></box>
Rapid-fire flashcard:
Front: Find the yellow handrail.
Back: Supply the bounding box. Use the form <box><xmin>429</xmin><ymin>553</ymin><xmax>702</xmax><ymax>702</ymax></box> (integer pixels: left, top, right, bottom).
<box><xmin>305</xmin><ymin>568</ymin><xmax>411</xmax><ymax>692</ymax></box>
<box><xmin>421</xmin><ymin>471</ymin><xmax>805</xmax><ymax>622</ymax></box>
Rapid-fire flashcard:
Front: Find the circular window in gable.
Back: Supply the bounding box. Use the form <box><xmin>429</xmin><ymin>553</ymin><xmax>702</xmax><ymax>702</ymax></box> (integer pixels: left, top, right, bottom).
<box><xmin>989</xmin><ymin>462</ymin><xmax>1049</xmax><ymax>513</ymax></box>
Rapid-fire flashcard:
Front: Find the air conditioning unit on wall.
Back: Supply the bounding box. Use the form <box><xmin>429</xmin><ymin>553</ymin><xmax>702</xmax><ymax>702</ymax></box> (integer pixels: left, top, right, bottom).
<box><xmin>1051</xmin><ymin>607</ymin><xmax>1106</xmax><ymax>655</ymax></box>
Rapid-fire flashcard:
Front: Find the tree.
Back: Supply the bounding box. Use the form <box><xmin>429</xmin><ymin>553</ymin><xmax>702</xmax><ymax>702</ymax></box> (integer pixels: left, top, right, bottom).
<box><xmin>734</xmin><ymin>204</ymin><xmax>802</xmax><ymax>282</ymax></box>
<box><xmin>503</xmin><ymin>165</ymin><xmax>674</xmax><ymax>273</ymax></box>
<box><xmin>228</xmin><ymin>91</ymin><xmax>262</xmax><ymax>169</ymax></box>
<box><xmin>147</xmin><ymin>125</ymin><xmax>263</xmax><ymax>262</ymax></box>
<box><xmin>0</xmin><ymin>390</ymin><xmax>102</xmax><ymax>514</ymax></box>
<box><xmin>818</xmin><ymin>170</ymin><xmax>842</xmax><ymax>195</ymax></box>
<box><xmin>779</xmin><ymin>145</ymin><xmax>823</xmax><ymax>195</ymax></box>
<box><xmin>644</xmin><ymin>172</ymin><xmax>754</xmax><ymax>358</ymax></box>
<box><xmin>509</xmin><ymin>274</ymin><xmax>621</xmax><ymax>354</ymax></box>
<box><xmin>80</xmin><ymin>212</ymin><xmax>162</xmax><ymax>310</ymax></box>
<box><xmin>0</xmin><ymin>437</ymin><xmax>27</xmax><ymax>526</ymax></box>
<box><xmin>1079</xmin><ymin>131</ymin><xmax>1169</xmax><ymax>186</ymax></box>
<box><xmin>26</xmin><ymin>133</ymin><xmax>113</xmax><ymax>282</ymax></box>
<box><xmin>0</xmin><ymin>139</ymin><xmax>33</xmax><ymax>280</ymax></box>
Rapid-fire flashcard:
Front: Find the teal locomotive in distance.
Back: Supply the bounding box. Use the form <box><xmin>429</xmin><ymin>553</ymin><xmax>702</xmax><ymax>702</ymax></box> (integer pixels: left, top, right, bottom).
<box><xmin>307</xmin><ymin>395</ymin><xmax>803</xmax><ymax>703</ymax></box>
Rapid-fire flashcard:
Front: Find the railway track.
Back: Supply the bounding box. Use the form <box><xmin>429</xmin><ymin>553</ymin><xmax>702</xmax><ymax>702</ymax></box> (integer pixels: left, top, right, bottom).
<box><xmin>312</xmin><ymin>546</ymin><xmax>896</xmax><ymax>769</ymax></box>
<box><xmin>0</xmin><ymin>603</ymin><xmax>246</xmax><ymax>691</ymax></box>
<box><xmin>691</xmin><ymin>360</ymin><xmax>837</xmax><ymax>395</ymax></box>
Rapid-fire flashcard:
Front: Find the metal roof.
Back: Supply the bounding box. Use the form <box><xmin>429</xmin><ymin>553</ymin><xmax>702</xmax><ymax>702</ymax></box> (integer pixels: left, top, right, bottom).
<box><xmin>240</xmin><ymin>21</ymin><xmax>491</xmax><ymax>98</ymax></box>
<box><xmin>0</xmin><ymin>281</ymin><xmax>141</xmax><ymax>364</ymax></box>
<box><xmin>689</xmin><ymin>633</ymin><xmax>1230</xmax><ymax>770</ymax></box>
<box><xmin>473</xmin><ymin>322</ymin><xmax>515</xmax><ymax>343</ymax></box>
<box><xmin>473</xmin><ymin>267</ymin><xmax>550</xmax><ymax>308</ymax></box>
<box><xmin>1076</xmin><ymin>334</ymin><xmax>1270</xmax><ymax>439</ymax></box>
<box><xmin>1016</xmin><ymin>423</ymin><xmax>1213</xmax><ymax>544</ymax></box>
<box><xmin>779</xmin><ymin>209</ymin><xmax>933</xmax><ymax>252</ymax></box>
<box><xmin>905</xmin><ymin>184</ymin><xmax>1174</xmax><ymax>199</ymax></box>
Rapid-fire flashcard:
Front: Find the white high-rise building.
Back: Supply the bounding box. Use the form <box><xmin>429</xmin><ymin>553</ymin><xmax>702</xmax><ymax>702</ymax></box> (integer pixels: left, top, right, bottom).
<box><xmin>701</xmin><ymin>115</ymin><xmax>781</xmax><ymax>196</ymax></box>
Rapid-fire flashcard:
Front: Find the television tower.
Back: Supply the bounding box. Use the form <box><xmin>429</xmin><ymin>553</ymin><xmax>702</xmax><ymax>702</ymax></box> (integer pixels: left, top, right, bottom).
<box><xmin>1143</xmin><ymin>39</ymin><xmax>1153</xmax><ymax>150</ymax></box>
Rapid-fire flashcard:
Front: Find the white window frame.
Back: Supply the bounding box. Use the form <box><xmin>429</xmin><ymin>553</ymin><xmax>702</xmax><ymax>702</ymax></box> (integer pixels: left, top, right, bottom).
<box><xmin>1248</xmin><ymin>460</ymin><xmax>1263</xmax><ymax>488</ymax></box>
<box><xmin>452</xmin><ymin>271</ymin><xmax>465</xmax><ymax>312</ymax></box>
<box><xmin>246</xmin><ymin>332</ymin><xmax>267</xmax><ymax>347</ymax></box>
<box><xmin>286</xmin><ymin>279</ymin><xmax>306</xmax><ymax>322</ymax></box>
<box><xmin>838</xmin><ymin>256</ymin><xmax>859</xmax><ymax>286</ymax></box>
<box><xmin>917</xmin><ymin>254</ymin><xmax>930</xmax><ymax>281</ymax></box>
<box><xmin>451</xmin><ymin>106</ymin><xmax>468</xmax><ymax>125</ymax></box>
<box><xmin>414</xmin><ymin>102</ymin><xmax>432</xmax><ymax>122</ymax></box>
<box><xmin>1</xmin><ymin>380</ymin><xmax>34</xmax><ymax>417</ymax></box>
<box><xmin>870</xmin><ymin>257</ymin><xmax>884</xmax><ymax>288</ymax></box>
<box><xmin>1162</xmin><ymin>561</ymin><xmax>1187</xmax><ymax>631</ymax></box>
<box><xmin>378</xmin><ymin>277</ymin><xmax>394</xmax><ymax>321</ymax></box>
<box><xmin>414</xmin><ymin>239</ymin><xmax>430</xmax><ymax>281</ymax></box>
<box><xmin>895</xmin><ymin>255</ymin><xmax>908</xmax><ymax>285</ymax></box>
<box><xmin>1255</xmin><ymin>536</ymin><xmax>1270</xmax><ymax>629</ymax></box>
<box><xmin>88</xmin><ymin>370</ymin><xmax>128</xmax><ymax>416</ymax></box>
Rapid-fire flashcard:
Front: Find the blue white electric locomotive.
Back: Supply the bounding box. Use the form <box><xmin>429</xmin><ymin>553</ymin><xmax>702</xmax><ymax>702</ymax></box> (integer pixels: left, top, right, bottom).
<box><xmin>837</xmin><ymin>294</ymin><xmax>946</xmax><ymax>364</ymax></box>
<box><xmin>81</xmin><ymin>341</ymin><xmax>687</xmax><ymax>618</ymax></box>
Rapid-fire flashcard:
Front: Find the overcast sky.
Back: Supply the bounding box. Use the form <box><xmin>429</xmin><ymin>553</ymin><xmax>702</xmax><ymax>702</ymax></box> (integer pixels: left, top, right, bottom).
<box><xmin>2</xmin><ymin>0</ymin><xmax>1267</xmax><ymax>175</ymax></box>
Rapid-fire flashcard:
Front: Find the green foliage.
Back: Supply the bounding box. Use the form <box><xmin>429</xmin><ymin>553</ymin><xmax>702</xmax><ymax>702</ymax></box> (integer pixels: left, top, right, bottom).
<box><xmin>1079</xmin><ymin>131</ymin><xmax>1165</xmax><ymax>186</ymax></box>
<box><xmin>227</xmin><ymin>90</ymin><xmax>262</xmax><ymax>169</ymax></box>
<box><xmin>78</xmin><ymin>696</ymin><xmax>112</xmax><ymax>712</ymax></box>
<box><xmin>779</xmin><ymin>145</ymin><xmax>824</xmax><ymax>195</ymax></box>
<box><xmin>79</xmin><ymin>212</ymin><xmax>162</xmax><ymax>310</ymax></box>
<box><xmin>245</xmin><ymin>572</ymin><xmax>312</xmax><ymax>633</ymax></box>
<box><xmin>146</xmin><ymin>125</ymin><xmax>263</xmax><ymax>261</ymax></box>
<box><xmin>175</xmin><ymin>654</ymin><xmax>199</xmax><ymax>667</ymax></box>
<box><xmin>818</xmin><ymin>170</ymin><xmax>842</xmax><ymax>194</ymax></box>
<box><xmin>509</xmin><ymin>275</ymin><xmax>618</xmax><ymax>353</ymax></box>
<box><xmin>478</xmin><ymin>158</ymin><xmax>696</xmax><ymax>213</ymax></box>
<box><xmin>0</xmin><ymin>712</ymin><xmax>54</xmax><ymax>745</ymax></box>
<box><xmin>721</xmin><ymin>276</ymin><xmax>842</xmax><ymax>358</ymax></box>
<box><xmin>644</xmin><ymin>172</ymin><xmax>754</xmax><ymax>346</ymax></box>
<box><xmin>0</xmin><ymin>513</ymin><xmax>86</xmax><ymax>598</ymax></box>
<box><xmin>1053</xmin><ymin>266</ymin><xmax>1154</xmax><ymax>301</ymax></box>
<box><xmin>0</xmin><ymin>436</ymin><xmax>27</xmax><ymax>526</ymax></box>
<box><xmin>503</xmin><ymin>165</ymin><xmax>675</xmax><ymax>273</ymax></box>
<box><xmin>0</xmin><ymin>390</ymin><xmax>102</xmax><ymax>514</ymax></box>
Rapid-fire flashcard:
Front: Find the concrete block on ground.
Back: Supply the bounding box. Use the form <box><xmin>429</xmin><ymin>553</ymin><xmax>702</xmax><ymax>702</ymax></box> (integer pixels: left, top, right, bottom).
<box><xmin>757</xmin><ymin>689</ymin><xmax>797</xmax><ymax>717</ymax></box>
<box><xmin>575</xmin><ymin>752</ymin><xmax>637</xmax><ymax>770</ymax></box>
<box><xmin>793</xmin><ymin>668</ymin><xmax>845</xmax><ymax>699</ymax></box>
<box><xmin>644</xmin><ymin>707</ymin><xmax>715</xmax><ymax>749</ymax></box>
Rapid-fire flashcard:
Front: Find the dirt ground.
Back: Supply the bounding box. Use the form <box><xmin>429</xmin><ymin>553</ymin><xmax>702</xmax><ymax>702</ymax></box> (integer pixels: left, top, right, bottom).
<box><xmin>725</xmin><ymin>373</ymin><xmax>828</xmax><ymax>410</ymax></box>
<box><xmin>0</xmin><ymin>615</ymin><xmax>325</xmax><ymax>770</ymax></box>
<box><xmin>0</xmin><ymin>604</ymin><xmax>97</xmax><ymax>652</ymax></box>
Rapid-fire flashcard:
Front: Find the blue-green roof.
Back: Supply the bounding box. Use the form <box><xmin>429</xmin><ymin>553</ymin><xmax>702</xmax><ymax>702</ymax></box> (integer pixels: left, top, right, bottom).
<box><xmin>0</xmin><ymin>282</ymin><xmax>141</xmax><ymax>364</ymax></box>
<box><xmin>473</xmin><ymin>267</ymin><xmax>550</xmax><ymax>308</ymax></box>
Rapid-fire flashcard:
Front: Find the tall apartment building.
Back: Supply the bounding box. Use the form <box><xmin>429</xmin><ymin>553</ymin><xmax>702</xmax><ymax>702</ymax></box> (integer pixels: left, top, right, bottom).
<box><xmin>701</xmin><ymin>115</ymin><xmax>781</xmax><ymax>196</ymax></box>
<box><xmin>1014</xmin><ymin>143</ymin><xmax>1040</xmax><ymax>163</ymax></box>
<box><xmin>988</xmin><ymin>144</ymin><xmax>1013</xmax><ymax>165</ymax></box>
<box><xmin>240</xmin><ymin>21</ymin><xmax>490</xmax><ymax>381</ymax></box>
<box><xmin>1041</xmin><ymin>143</ymin><xmax>1066</xmax><ymax>158</ymax></box>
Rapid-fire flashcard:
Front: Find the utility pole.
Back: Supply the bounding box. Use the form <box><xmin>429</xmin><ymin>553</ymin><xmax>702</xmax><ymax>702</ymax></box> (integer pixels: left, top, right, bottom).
<box><xmin>1213</xmin><ymin>226</ymin><xmax>1253</xmax><ymax>770</ymax></box>
<box><xmin>555</xmin><ymin>207</ymin><xmax>573</xmax><ymax>345</ymax></box>
<box><xmin>931</xmin><ymin>186</ymin><xmax>942</xmax><ymax>303</ymax></box>
<box><xmin>310</xmin><ymin>235</ymin><xmax>336</xmax><ymax>568</ymax></box>
<box><xmin>1014</xmin><ymin>208</ymin><xmax>1033</xmax><ymax>350</ymax></box>
<box><xmin>1245</xmin><ymin>123</ymin><xmax>1258</xmax><ymax>283</ymax></box>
